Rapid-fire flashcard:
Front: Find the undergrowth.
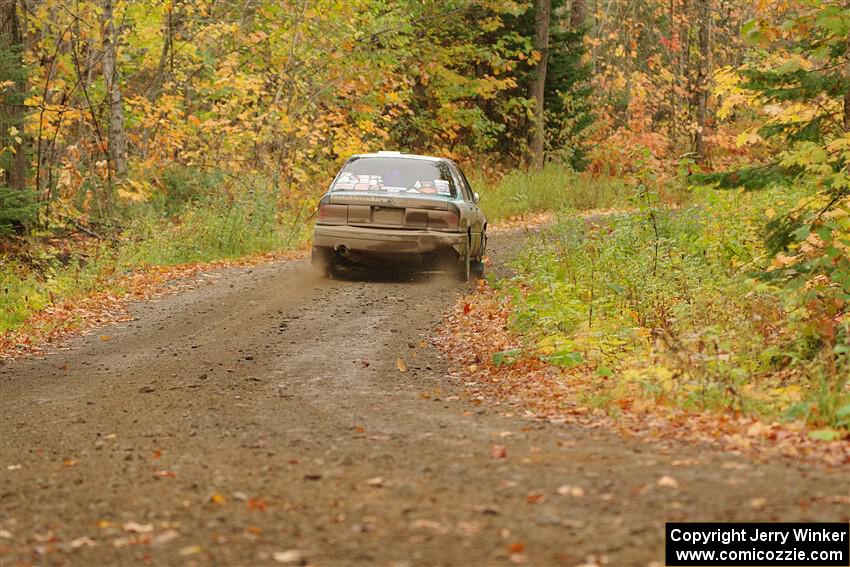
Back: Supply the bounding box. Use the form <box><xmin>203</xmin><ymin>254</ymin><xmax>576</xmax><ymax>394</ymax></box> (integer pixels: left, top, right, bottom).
<box><xmin>0</xmin><ymin>168</ymin><xmax>310</xmax><ymax>334</ymax></box>
<box><xmin>496</xmin><ymin>183</ymin><xmax>850</xmax><ymax>434</ymax></box>
<box><xmin>473</xmin><ymin>164</ymin><xmax>687</xmax><ymax>222</ymax></box>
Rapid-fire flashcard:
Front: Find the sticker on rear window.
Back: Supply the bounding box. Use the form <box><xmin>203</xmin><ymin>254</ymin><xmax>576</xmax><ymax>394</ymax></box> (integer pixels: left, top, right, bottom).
<box><xmin>435</xmin><ymin>179</ymin><xmax>451</xmax><ymax>194</ymax></box>
<box><xmin>330</xmin><ymin>157</ymin><xmax>457</xmax><ymax>198</ymax></box>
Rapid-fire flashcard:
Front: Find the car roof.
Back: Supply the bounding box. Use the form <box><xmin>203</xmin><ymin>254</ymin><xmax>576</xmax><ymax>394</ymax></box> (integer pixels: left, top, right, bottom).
<box><xmin>349</xmin><ymin>151</ymin><xmax>447</xmax><ymax>163</ymax></box>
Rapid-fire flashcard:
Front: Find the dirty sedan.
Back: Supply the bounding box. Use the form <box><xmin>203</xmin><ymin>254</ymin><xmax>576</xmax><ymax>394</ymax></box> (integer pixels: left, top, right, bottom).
<box><xmin>311</xmin><ymin>152</ymin><xmax>486</xmax><ymax>281</ymax></box>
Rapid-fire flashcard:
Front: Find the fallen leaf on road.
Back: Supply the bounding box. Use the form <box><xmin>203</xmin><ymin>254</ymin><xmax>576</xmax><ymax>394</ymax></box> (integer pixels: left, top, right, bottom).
<box><xmin>365</xmin><ymin>477</ymin><xmax>384</xmax><ymax>487</ymax></box>
<box><xmin>123</xmin><ymin>522</ymin><xmax>154</xmax><ymax>534</ymax></box>
<box><xmin>396</xmin><ymin>357</ymin><xmax>408</xmax><ymax>372</ymax></box>
<box><xmin>70</xmin><ymin>536</ymin><xmax>96</xmax><ymax>548</ymax></box>
<box><xmin>273</xmin><ymin>550</ymin><xmax>304</xmax><ymax>564</ymax></box>
<box><xmin>750</xmin><ymin>497</ymin><xmax>767</xmax><ymax>508</ymax></box>
<box><xmin>153</xmin><ymin>470</ymin><xmax>176</xmax><ymax>478</ymax></box>
<box><xmin>112</xmin><ymin>536</ymin><xmax>131</xmax><ymax>548</ymax></box>
<box><xmin>657</xmin><ymin>475</ymin><xmax>679</xmax><ymax>489</ymax></box>
<box><xmin>0</xmin><ymin>530</ymin><xmax>12</xmax><ymax>539</ymax></box>
<box><xmin>525</xmin><ymin>491</ymin><xmax>546</xmax><ymax>504</ymax></box>
<box><xmin>96</xmin><ymin>520</ymin><xmax>111</xmax><ymax>529</ymax></box>
<box><xmin>410</xmin><ymin>519</ymin><xmax>446</xmax><ymax>533</ymax></box>
<box><xmin>247</xmin><ymin>498</ymin><xmax>267</xmax><ymax>512</ymax></box>
<box><xmin>457</xmin><ymin>521</ymin><xmax>480</xmax><ymax>535</ymax></box>
<box><xmin>6</xmin><ymin>464</ymin><xmax>21</xmax><ymax>471</ymax></box>
<box><xmin>99</xmin><ymin>335</ymin><xmax>110</xmax><ymax>342</ymax></box>
<box><xmin>507</xmin><ymin>542</ymin><xmax>526</xmax><ymax>553</ymax></box>
<box><xmin>210</xmin><ymin>493</ymin><xmax>226</xmax><ymax>505</ymax></box>
<box><xmin>62</xmin><ymin>458</ymin><xmax>79</xmax><ymax>467</ymax></box>
<box><xmin>153</xmin><ymin>530</ymin><xmax>180</xmax><ymax>546</ymax></box>
<box><xmin>746</xmin><ymin>422</ymin><xmax>770</xmax><ymax>438</ymax></box>
<box><xmin>179</xmin><ymin>544</ymin><xmax>203</xmax><ymax>556</ymax></box>
<box><xmin>557</xmin><ymin>485</ymin><xmax>585</xmax><ymax>497</ymax></box>
<box><xmin>491</xmin><ymin>445</ymin><xmax>507</xmax><ymax>459</ymax></box>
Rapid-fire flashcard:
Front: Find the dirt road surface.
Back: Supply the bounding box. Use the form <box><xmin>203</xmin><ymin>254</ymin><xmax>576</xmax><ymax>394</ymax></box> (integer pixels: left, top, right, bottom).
<box><xmin>1</xmin><ymin>231</ymin><xmax>847</xmax><ymax>567</ymax></box>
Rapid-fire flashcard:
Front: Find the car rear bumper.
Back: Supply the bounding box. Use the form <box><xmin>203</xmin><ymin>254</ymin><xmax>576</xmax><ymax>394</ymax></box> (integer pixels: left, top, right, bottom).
<box><xmin>313</xmin><ymin>224</ymin><xmax>465</xmax><ymax>257</ymax></box>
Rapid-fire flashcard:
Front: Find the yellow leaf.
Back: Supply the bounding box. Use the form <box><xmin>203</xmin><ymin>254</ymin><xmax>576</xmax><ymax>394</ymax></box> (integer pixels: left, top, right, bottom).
<box><xmin>396</xmin><ymin>357</ymin><xmax>407</xmax><ymax>373</ymax></box>
<box><xmin>765</xmin><ymin>208</ymin><xmax>776</xmax><ymax>219</ymax></box>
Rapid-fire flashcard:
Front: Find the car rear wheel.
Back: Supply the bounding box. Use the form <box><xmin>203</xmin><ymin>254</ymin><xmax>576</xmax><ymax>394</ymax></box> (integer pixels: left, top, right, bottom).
<box><xmin>311</xmin><ymin>246</ymin><xmax>335</xmax><ymax>277</ymax></box>
<box><xmin>470</xmin><ymin>231</ymin><xmax>486</xmax><ymax>279</ymax></box>
<box><xmin>457</xmin><ymin>237</ymin><xmax>471</xmax><ymax>283</ymax></box>
<box><xmin>471</xmin><ymin>259</ymin><xmax>485</xmax><ymax>279</ymax></box>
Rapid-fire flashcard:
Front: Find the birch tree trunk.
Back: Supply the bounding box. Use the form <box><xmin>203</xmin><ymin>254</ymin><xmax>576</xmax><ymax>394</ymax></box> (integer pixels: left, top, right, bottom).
<box><xmin>1</xmin><ymin>0</ymin><xmax>28</xmax><ymax>192</ymax></box>
<box><xmin>844</xmin><ymin>38</ymin><xmax>850</xmax><ymax>132</ymax></box>
<box><xmin>528</xmin><ymin>0</ymin><xmax>551</xmax><ymax>170</ymax></box>
<box><xmin>694</xmin><ymin>0</ymin><xmax>711</xmax><ymax>162</ymax></box>
<box><xmin>102</xmin><ymin>0</ymin><xmax>127</xmax><ymax>182</ymax></box>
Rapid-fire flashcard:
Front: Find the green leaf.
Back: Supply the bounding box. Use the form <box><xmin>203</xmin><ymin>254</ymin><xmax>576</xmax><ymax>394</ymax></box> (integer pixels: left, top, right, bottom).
<box><xmin>492</xmin><ymin>348</ymin><xmax>522</xmax><ymax>367</ymax></box>
<box><xmin>808</xmin><ymin>428</ymin><xmax>842</xmax><ymax>442</ymax></box>
<box><xmin>596</xmin><ymin>366</ymin><xmax>614</xmax><ymax>377</ymax></box>
<box><xmin>835</xmin><ymin>405</ymin><xmax>850</xmax><ymax>428</ymax></box>
<box><xmin>545</xmin><ymin>349</ymin><xmax>583</xmax><ymax>368</ymax></box>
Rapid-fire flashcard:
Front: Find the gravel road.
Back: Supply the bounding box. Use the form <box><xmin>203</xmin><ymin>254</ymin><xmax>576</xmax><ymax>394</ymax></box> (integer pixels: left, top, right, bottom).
<box><xmin>1</xmin><ymin>231</ymin><xmax>847</xmax><ymax>567</ymax></box>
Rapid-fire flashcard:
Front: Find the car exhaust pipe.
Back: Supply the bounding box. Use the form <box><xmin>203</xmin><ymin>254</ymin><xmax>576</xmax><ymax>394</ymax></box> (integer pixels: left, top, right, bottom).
<box><xmin>335</xmin><ymin>244</ymin><xmax>349</xmax><ymax>257</ymax></box>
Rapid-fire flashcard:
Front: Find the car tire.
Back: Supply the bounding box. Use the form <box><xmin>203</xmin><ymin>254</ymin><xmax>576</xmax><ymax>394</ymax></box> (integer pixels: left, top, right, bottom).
<box><xmin>471</xmin><ymin>231</ymin><xmax>486</xmax><ymax>279</ymax></box>
<box><xmin>457</xmin><ymin>237</ymin><xmax>471</xmax><ymax>283</ymax></box>
<box><xmin>311</xmin><ymin>246</ymin><xmax>334</xmax><ymax>277</ymax></box>
<box><xmin>471</xmin><ymin>259</ymin><xmax>485</xmax><ymax>279</ymax></box>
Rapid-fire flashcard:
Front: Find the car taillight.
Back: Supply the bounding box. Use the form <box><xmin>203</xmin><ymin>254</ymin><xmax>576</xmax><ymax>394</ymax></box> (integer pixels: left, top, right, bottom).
<box><xmin>427</xmin><ymin>207</ymin><xmax>459</xmax><ymax>229</ymax></box>
<box><xmin>317</xmin><ymin>203</ymin><xmax>347</xmax><ymax>224</ymax></box>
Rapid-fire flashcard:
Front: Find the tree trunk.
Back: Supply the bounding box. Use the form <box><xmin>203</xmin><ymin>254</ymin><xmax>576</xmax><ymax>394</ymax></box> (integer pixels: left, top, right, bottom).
<box><xmin>102</xmin><ymin>0</ymin><xmax>127</xmax><ymax>182</ymax></box>
<box><xmin>669</xmin><ymin>0</ymin><xmax>677</xmax><ymax>135</ymax></box>
<box><xmin>844</xmin><ymin>35</ymin><xmax>850</xmax><ymax>132</ymax></box>
<box><xmin>694</xmin><ymin>0</ymin><xmax>711</xmax><ymax>162</ymax></box>
<box><xmin>527</xmin><ymin>0</ymin><xmax>551</xmax><ymax>170</ymax></box>
<box><xmin>1</xmin><ymin>0</ymin><xmax>28</xmax><ymax>192</ymax></box>
<box><xmin>570</xmin><ymin>0</ymin><xmax>586</xmax><ymax>29</ymax></box>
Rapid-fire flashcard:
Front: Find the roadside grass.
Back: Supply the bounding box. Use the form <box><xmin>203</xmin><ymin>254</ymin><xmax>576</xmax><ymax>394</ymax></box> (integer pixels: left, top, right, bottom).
<box><xmin>472</xmin><ymin>163</ymin><xmax>688</xmax><ymax>223</ymax></box>
<box><xmin>491</xmin><ymin>184</ymin><xmax>849</xmax><ymax>434</ymax></box>
<box><xmin>0</xmin><ymin>168</ymin><xmax>311</xmax><ymax>338</ymax></box>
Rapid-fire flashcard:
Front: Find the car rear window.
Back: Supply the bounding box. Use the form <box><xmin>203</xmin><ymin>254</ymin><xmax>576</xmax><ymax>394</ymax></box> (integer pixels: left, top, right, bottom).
<box><xmin>331</xmin><ymin>157</ymin><xmax>457</xmax><ymax>198</ymax></box>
